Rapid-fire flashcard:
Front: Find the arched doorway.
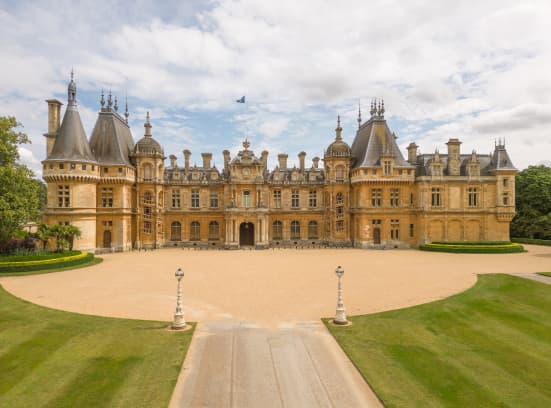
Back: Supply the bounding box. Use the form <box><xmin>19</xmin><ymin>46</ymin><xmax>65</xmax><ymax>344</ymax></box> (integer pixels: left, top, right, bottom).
<box><xmin>373</xmin><ymin>228</ymin><xmax>381</xmax><ymax>244</ymax></box>
<box><xmin>239</xmin><ymin>222</ymin><xmax>254</xmax><ymax>246</ymax></box>
<box><xmin>103</xmin><ymin>230</ymin><xmax>112</xmax><ymax>248</ymax></box>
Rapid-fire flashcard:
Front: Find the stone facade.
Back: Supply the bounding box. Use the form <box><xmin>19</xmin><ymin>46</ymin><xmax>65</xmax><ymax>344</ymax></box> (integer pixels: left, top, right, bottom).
<box><xmin>42</xmin><ymin>77</ymin><xmax>517</xmax><ymax>251</ymax></box>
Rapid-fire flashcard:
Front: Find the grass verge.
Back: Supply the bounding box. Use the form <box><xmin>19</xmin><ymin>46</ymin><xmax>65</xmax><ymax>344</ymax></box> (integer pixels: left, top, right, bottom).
<box><xmin>537</xmin><ymin>272</ymin><xmax>551</xmax><ymax>278</ymax></box>
<box><xmin>0</xmin><ymin>252</ymin><xmax>99</xmax><ymax>274</ymax></box>
<box><xmin>0</xmin><ymin>285</ymin><xmax>194</xmax><ymax>408</ymax></box>
<box><xmin>419</xmin><ymin>241</ymin><xmax>523</xmax><ymax>253</ymax></box>
<box><xmin>324</xmin><ymin>274</ymin><xmax>551</xmax><ymax>408</ymax></box>
<box><xmin>0</xmin><ymin>257</ymin><xmax>103</xmax><ymax>276</ymax></box>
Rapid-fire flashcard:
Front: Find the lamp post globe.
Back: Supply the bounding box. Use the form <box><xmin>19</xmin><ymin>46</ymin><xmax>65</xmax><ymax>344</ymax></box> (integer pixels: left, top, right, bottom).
<box><xmin>172</xmin><ymin>268</ymin><xmax>186</xmax><ymax>330</ymax></box>
<box><xmin>334</xmin><ymin>265</ymin><xmax>348</xmax><ymax>325</ymax></box>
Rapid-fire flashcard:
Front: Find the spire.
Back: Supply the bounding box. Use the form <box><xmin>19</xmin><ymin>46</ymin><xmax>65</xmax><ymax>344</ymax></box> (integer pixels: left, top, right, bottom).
<box><xmin>114</xmin><ymin>96</ymin><xmax>118</xmax><ymax>112</ymax></box>
<box><xmin>144</xmin><ymin>111</ymin><xmax>152</xmax><ymax>137</ymax></box>
<box><xmin>357</xmin><ymin>100</ymin><xmax>362</xmax><ymax>129</ymax></box>
<box><xmin>67</xmin><ymin>69</ymin><xmax>77</xmax><ymax>107</ymax></box>
<box><xmin>107</xmin><ymin>90</ymin><xmax>113</xmax><ymax>110</ymax></box>
<box><xmin>370</xmin><ymin>98</ymin><xmax>376</xmax><ymax>116</ymax></box>
<box><xmin>335</xmin><ymin>114</ymin><xmax>343</xmax><ymax>141</ymax></box>
<box><xmin>100</xmin><ymin>89</ymin><xmax>105</xmax><ymax>110</ymax></box>
<box><xmin>124</xmin><ymin>95</ymin><xmax>129</xmax><ymax>124</ymax></box>
<box><xmin>380</xmin><ymin>99</ymin><xmax>385</xmax><ymax>117</ymax></box>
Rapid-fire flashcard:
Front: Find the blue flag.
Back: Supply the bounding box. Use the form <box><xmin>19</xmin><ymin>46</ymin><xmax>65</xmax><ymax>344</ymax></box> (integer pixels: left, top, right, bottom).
<box><xmin>236</xmin><ymin>96</ymin><xmax>245</xmax><ymax>103</ymax></box>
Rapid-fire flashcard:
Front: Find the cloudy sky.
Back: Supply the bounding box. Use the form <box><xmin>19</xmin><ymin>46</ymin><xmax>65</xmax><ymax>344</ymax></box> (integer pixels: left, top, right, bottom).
<box><xmin>2</xmin><ymin>0</ymin><xmax>550</xmax><ymax>176</ymax></box>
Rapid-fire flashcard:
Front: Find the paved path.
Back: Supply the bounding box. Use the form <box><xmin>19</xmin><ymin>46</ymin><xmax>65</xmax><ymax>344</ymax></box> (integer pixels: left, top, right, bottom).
<box><xmin>510</xmin><ymin>272</ymin><xmax>551</xmax><ymax>285</ymax></box>
<box><xmin>169</xmin><ymin>320</ymin><xmax>382</xmax><ymax>408</ymax></box>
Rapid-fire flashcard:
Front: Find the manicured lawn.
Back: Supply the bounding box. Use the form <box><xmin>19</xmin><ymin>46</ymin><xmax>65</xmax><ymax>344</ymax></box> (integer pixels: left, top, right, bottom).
<box><xmin>0</xmin><ymin>285</ymin><xmax>194</xmax><ymax>408</ymax></box>
<box><xmin>325</xmin><ymin>274</ymin><xmax>551</xmax><ymax>408</ymax></box>
<box><xmin>0</xmin><ymin>256</ymin><xmax>103</xmax><ymax>276</ymax></box>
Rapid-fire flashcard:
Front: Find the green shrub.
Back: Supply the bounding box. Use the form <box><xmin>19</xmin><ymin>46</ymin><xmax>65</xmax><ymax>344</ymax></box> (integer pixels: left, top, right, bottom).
<box><xmin>0</xmin><ymin>250</ymin><xmax>80</xmax><ymax>262</ymax></box>
<box><xmin>0</xmin><ymin>253</ymin><xmax>95</xmax><ymax>273</ymax></box>
<box><xmin>511</xmin><ymin>237</ymin><xmax>551</xmax><ymax>246</ymax></box>
<box><xmin>420</xmin><ymin>242</ymin><xmax>524</xmax><ymax>254</ymax></box>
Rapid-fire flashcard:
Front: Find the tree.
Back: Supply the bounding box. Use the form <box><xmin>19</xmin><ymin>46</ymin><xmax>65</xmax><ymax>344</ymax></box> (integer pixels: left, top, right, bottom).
<box><xmin>0</xmin><ymin>117</ymin><xmax>43</xmax><ymax>251</ymax></box>
<box><xmin>511</xmin><ymin>165</ymin><xmax>551</xmax><ymax>239</ymax></box>
<box><xmin>49</xmin><ymin>224</ymin><xmax>81</xmax><ymax>252</ymax></box>
<box><xmin>34</xmin><ymin>223</ymin><xmax>53</xmax><ymax>250</ymax></box>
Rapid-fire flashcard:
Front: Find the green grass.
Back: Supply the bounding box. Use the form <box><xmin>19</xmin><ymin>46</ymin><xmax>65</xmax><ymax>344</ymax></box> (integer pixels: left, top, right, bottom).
<box><xmin>324</xmin><ymin>274</ymin><xmax>551</xmax><ymax>408</ymax></box>
<box><xmin>0</xmin><ymin>252</ymin><xmax>100</xmax><ymax>274</ymax></box>
<box><xmin>0</xmin><ymin>285</ymin><xmax>194</xmax><ymax>408</ymax></box>
<box><xmin>537</xmin><ymin>272</ymin><xmax>551</xmax><ymax>278</ymax></box>
<box><xmin>420</xmin><ymin>241</ymin><xmax>524</xmax><ymax>253</ymax></box>
<box><xmin>0</xmin><ymin>250</ymin><xmax>80</xmax><ymax>262</ymax></box>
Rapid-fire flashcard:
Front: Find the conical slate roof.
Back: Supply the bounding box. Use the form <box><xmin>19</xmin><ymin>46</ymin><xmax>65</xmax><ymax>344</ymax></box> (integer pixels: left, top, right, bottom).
<box><xmin>47</xmin><ymin>74</ymin><xmax>96</xmax><ymax>163</ymax></box>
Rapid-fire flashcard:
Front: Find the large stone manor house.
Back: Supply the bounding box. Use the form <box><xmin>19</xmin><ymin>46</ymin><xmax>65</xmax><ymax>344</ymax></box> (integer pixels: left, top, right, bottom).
<box><xmin>42</xmin><ymin>75</ymin><xmax>517</xmax><ymax>251</ymax></box>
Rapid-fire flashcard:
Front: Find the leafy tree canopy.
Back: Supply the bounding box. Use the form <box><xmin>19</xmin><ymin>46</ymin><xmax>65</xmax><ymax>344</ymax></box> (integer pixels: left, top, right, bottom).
<box><xmin>511</xmin><ymin>165</ymin><xmax>551</xmax><ymax>240</ymax></box>
<box><xmin>0</xmin><ymin>117</ymin><xmax>42</xmax><ymax>248</ymax></box>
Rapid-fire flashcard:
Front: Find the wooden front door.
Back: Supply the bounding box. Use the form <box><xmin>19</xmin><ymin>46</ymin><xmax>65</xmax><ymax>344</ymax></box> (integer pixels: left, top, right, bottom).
<box><xmin>239</xmin><ymin>222</ymin><xmax>254</xmax><ymax>246</ymax></box>
<box><xmin>103</xmin><ymin>230</ymin><xmax>112</xmax><ymax>248</ymax></box>
<box><xmin>373</xmin><ymin>228</ymin><xmax>381</xmax><ymax>244</ymax></box>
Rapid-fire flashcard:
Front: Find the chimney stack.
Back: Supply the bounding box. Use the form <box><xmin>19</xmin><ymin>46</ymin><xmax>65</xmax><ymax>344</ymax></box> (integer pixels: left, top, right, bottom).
<box><xmin>45</xmin><ymin>99</ymin><xmax>63</xmax><ymax>157</ymax></box>
<box><xmin>223</xmin><ymin>150</ymin><xmax>230</xmax><ymax>171</ymax></box>
<box><xmin>278</xmin><ymin>153</ymin><xmax>288</xmax><ymax>169</ymax></box>
<box><xmin>169</xmin><ymin>154</ymin><xmax>177</xmax><ymax>168</ymax></box>
<box><xmin>201</xmin><ymin>152</ymin><xmax>212</xmax><ymax>169</ymax></box>
<box><xmin>407</xmin><ymin>142</ymin><xmax>418</xmax><ymax>164</ymax></box>
<box><xmin>183</xmin><ymin>149</ymin><xmax>191</xmax><ymax>171</ymax></box>
<box><xmin>312</xmin><ymin>157</ymin><xmax>320</xmax><ymax>168</ymax></box>
<box><xmin>261</xmin><ymin>150</ymin><xmax>269</xmax><ymax>170</ymax></box>
<box><xmin>298</xmin><ymin>151</ymin><xmax>306</xmax><ymax>171</ymax></box>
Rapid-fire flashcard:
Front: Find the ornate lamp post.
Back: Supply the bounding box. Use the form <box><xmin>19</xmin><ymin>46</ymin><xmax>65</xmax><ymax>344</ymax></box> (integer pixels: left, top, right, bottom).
<box><xmin>172</xmin><ymin>268</ymin><xmax>186</xmax><ymax>330</ymax></box>
<box><xmin>334</xmin><ymin>265</ymin><xmax>348</xmax><ymax>325</ymax></box>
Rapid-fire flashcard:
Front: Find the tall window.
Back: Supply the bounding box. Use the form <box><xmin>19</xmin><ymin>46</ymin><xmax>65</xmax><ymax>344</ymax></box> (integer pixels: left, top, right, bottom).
<box><xmin>171</xmin><ymin>189</ymin><xmax>181</xmax><ymax>208</ymax></box>
<box><xmin>308</xmin><ymin>221</ymin><xmax>319</xmax><ymax>239</ymax></box>
<box><xmin>371</xmin><ymin>188</ymin><xmax>382</xmax><ymax>207</ymax></box>
<box><xmin>468</xmin><ymin>187</ymin><xmax>478</xmax><ymax>207</ymax></box>
<box><xmin>143</xmin><ymin>221</ymin><xmax>151</xmax><ymax>234</ymax></box>
<box><xmin>170</xmin><ymin>221</ymin><xmax>181</xmax><ymax>241</ymax></box>
<box><xmin>210</xmin><ymin>190</ymin><xmax>219</xmax><ymax>208</ymax></box>
<box><xmin>291</xmin><ymin>190</ymin><xmax>300</xmax><ymax>208</ymax></box>
<box><xmin>272</xmin><ymin>220</ymin><xmax>283</xmax><ymax>240</ymax></box>
<box><xmin>431</xmin><ymin>187</ymin><xmax>441</xmax><ymax>207</ymax></box>
<box><xmin>503</xmin><ymin>178</ymin><xmax>509</xmax><ymax>188</ymax></box>
<box><xmin>390</xmin><ymin>188</ymin><xmax>399</xmax><ymax>207</ymax></box>
<box><xmin>383</xmin><ymin>160</ymin><xmax>392</xmax><ymax>175</ymax></box>
<box><xmin>243</xmin><ymin>190</ymin><xmax>251</xmax><ymax>208</ymax></box>
<box><xmin>57</xmin><ymin>185</ymin><xmax>70</xmax><ymax>207</ymax></box>
<box><xmin>144</xmin><ymin>206</ymin><xmax>151</xmax><ymax>219</ymax></box>
<box><xmin>410</xmin><ymin>223</ymin><xmax>414</xmax><ymax>238</ymax></box>
<box><xmin>503</xmin><ymin>192</ymin><xmax>509</xmax><ymax>205</ymax></box>
<box><xmin>208</xmin><ymin>221</ymin><xmax>219</xmax><ymax>240</ymax></box>
<box><xmin>101</xmin><ymin>188</ymin><xmax>113</xmax><ymax>207</ymax></box>
<box><xmin>273</xmin><ymin>190</ymin><xmax>281</xmax><ymax>209</ymax></box>
<box><xmin>335</xmin><ymin>166</ymin><xmax>344</xmax><ymax>181</ymax></box>
<box><xmin>190</xmin><ymin>221</ymin><xmax>200</xmax><ymax>241</ymax></box>
<box><xmin>309</xmin><ymin>190</ymin><xmax>317</xmax><ymax>208</ymax></box>
<box><xmin>143</xmin><ymin>163</ymin><xmax>152</xmax><ymax>181</ymax></box>
<box><xmin>143</xmin><ymin>191</ymin><xmax>152</xmax><ymax>205</ymax></box>
<box><xmin>336</xmin><ymin>220</ymin><xmax>344</xmax><ymax>232</ymax></box>
<box><xmin>391</xmin><ymin>219</ymin><xmax>400</xmax><ymax>240</ymax></box>
<box><xmin>290</xmin><ymin>220</ymin><xmax>300</xmax><ymax>239</ymax></box>
<box><xmin>191</xmin><ymin>189</ymin><xmax>200</xmax><ymax>208</ymax></box>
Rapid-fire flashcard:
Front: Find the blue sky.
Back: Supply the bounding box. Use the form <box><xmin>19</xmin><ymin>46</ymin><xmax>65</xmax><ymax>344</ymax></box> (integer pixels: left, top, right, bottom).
<box><xmin>1</xmin><ymin>0</ymin><xmax>550</xmax><ymax>176</ymax></box>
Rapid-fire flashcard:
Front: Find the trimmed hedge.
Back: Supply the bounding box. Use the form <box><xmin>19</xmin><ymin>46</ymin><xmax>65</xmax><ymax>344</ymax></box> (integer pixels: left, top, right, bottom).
<box><xmin>420</xmin><ymin>242</ymin><xmax>524</xmax><ymax>254</ymax></box>
<box><xmin>0</xmin><ymin>252</ymin><xmax>95</xmax><ymax>273</ymax></box>
<box><xmin>0</xmin><ymin>250</ymin><xmax>80</xmax><ymax>262</ymax></box>
<box><xmin>511</xmin><ymin>237</ymin><xmax>551</xmax><ymax>246</ymax></box>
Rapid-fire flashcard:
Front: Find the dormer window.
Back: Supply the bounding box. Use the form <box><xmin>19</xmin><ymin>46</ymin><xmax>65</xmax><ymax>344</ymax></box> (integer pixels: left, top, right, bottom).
<box><xmin>383</xmin><ymin>160</ymin><xmax>392</xmax><ymax>175</ymax></box>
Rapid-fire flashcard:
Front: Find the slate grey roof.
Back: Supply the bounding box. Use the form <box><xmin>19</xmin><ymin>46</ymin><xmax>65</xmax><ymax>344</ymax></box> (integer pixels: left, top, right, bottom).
<box><xmin>489</xmin><ymin>145</ymin><xmax>517</xmax><ymax>171</ymax></box>
<box><xmin>89</xmin><ymin>112</ymin><xmax>135</xmax><ymax>166</ymax></box>
<box><xmin>47</xmin><ymin>105</ymin><xmax>96</xmax><ymax>163</ymax></box>
<box><xmin>350</xmin><ymin>117</ymin><xmax>413</xmax><ymax>169</ymax></box>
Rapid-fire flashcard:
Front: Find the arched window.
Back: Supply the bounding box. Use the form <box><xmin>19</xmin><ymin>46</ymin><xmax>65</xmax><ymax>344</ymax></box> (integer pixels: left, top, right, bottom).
<box><xmin>336</xmin><ymin>192</ymin><xmax>343</xmax><ymax>204</ymax></box>
<box><xmin>308</xmin><ymin>221</ymin><xmax>318</xmax><ymax>239</ymax></box>
<box><xmin>208</xmin><ymin>221</ymin><xmax>219</xmax><ymax>240</ymax></box>
<box><xmin>170</xmin><ymin>221</ymin><xmax>181</xmax><ymax>241</ymax></box>
<box><xmin>143</xmin><ymin>163</ymin><xmax>152</xmax><ymax>181</ymax></box>
<box><xmin>190</xmin><ymin>221</ymin><xmax>200</xmax><ymax>241</ymax></box>
<box><xmin>243</xmin><ymin>190</ymin><xmax>251</xmax><ymax>208</ymax></box>
<box><xmin>290</xmin><ymin>220</ymin><xmax>300</xmax><ymax>240</ymax></box>
<box><xmin>335</xmin><ymin>165</ymin><xmax>344</xmax><ymax>181</ymax></box>
<box><xmin>272</xmin><ymin>220</ymin><xmax>283</xmax><ymax>240</ymax></box>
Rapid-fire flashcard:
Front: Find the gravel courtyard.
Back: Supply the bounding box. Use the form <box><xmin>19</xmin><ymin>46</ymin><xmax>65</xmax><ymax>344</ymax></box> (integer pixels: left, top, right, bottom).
<box><xmin>2</xmin><ymin>245</ymin><xmax>550</xmax><ymax>325</ymax></box>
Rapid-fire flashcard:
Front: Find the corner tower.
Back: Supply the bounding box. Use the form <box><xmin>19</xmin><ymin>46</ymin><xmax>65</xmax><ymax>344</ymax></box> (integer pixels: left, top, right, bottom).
<box><xmin>42</xmin><ymin>71</ymin><xmax>99</xmax><ymax>250</ymax></box>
